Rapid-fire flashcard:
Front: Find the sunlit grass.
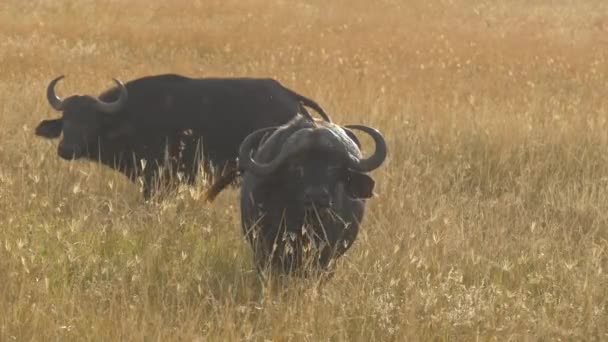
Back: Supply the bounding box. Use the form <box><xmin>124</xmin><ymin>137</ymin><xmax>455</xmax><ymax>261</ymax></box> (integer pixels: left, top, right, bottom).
<box><xmin>1</xmin><ymin>0</ymin><xmax>607</xmax><ymax>340</ymax></box>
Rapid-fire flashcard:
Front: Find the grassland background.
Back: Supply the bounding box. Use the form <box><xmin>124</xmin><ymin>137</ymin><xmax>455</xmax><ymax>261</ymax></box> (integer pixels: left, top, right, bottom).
<box><xmin>1</xmin><ymin>0</ymin><xmax>607</xmax><ymax>340</ymax></box>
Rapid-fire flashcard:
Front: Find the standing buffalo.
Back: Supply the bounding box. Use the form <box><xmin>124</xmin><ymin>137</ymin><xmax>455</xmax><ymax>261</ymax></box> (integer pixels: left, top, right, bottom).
<box><xmin>234</xmin><ymin>116</ymin><xmax>387</xmax><ymax>276</ymax></box>
<box><xmin>35</xmin><ymin>74</ymin><xmax>331</xmax><ymax>199</ymax></box>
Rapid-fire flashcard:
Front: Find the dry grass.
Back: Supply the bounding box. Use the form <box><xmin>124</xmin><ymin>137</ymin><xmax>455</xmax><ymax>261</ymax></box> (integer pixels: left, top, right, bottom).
<box><xmin>1</xmin><ymin>0</ymin><xmax>608</xmax><ymax>340</ymax></box>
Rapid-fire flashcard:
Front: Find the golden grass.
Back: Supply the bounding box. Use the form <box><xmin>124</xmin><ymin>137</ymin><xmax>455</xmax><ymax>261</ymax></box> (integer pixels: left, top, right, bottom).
<box><xmin>1</xmin><ymin>0</ymin><xmax>607</xmax><ymax>340</ymax></box>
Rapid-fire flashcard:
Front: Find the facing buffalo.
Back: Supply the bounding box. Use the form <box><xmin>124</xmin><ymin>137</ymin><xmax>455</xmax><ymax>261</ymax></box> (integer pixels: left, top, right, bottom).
<box><xmin>35</xmin><ymin>74</ymin><xmax>331</xmax><ymax>199</ymax></box>
<box><xmin>236</xmin><ymin>116</ymin><xmax>387</xmax><ymax>276</ymax></box>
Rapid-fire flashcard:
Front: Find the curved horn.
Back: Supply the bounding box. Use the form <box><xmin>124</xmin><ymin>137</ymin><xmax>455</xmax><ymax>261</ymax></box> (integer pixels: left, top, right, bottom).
<box><xmin>95</xmin><ymin>78</ymin><xmax>128</xmax><ymax>114</ymax></box>
<box><xmin>46</xmin><ymin>75</ymin><xmax>65</xmax><ymax>111</ymax></box>
<box><xmin>344</xmin><ymin>125</ymin><xmax>387</xmax><ymax>172</ymax></box>
<box><xmin>238</xmin><ymin>127</ymin><xmax>279</xmax><ymax>176</ymax></box>
<box><xmin>239</xmin><ymin>128</ymin><xmax>319</xmax><ymax>177</ymax></box>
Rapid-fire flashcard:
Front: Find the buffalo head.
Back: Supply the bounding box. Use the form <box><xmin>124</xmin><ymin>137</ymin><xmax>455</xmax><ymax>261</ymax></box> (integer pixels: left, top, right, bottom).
<box><xmin>239</xmin><ymin>121</ymin><xmax>386</xmax><ymax>206</ymax></box>
<box><xmin>35</xmin><ymin>76</ymin><xmax>128</xmax><ymax>159</ymax></box>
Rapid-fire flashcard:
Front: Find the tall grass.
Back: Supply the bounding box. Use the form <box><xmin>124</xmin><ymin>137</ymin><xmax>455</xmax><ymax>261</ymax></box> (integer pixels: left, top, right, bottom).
<box><xmin>1</xmin><ymin>0</ymin><xmax>607</xmax><ymax>340</ymax></box>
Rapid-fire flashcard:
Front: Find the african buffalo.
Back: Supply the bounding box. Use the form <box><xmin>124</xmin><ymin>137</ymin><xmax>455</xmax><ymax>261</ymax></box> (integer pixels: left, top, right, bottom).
<box><xmin>235</xmin><ymin>116</ymin><xmax>387</xmax><ymax>276</ymax></box>
<box><xmin>35</xmin><ymin>74</ymin><xmax>331</xmax><ymax>199</ymax></box>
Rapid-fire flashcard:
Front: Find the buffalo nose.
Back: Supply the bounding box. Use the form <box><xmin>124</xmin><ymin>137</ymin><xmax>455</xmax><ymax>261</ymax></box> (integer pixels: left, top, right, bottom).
<box><xmin>303</xmin><ymin>187</ymin><xmax>332</xmax><ymax>208</ymax></box>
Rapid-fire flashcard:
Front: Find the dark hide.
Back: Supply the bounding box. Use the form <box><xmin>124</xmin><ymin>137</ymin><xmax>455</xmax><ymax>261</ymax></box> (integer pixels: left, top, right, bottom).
<box><xmin>35</xmin><ymin>74</ymin><xmax>331</xmax><ymax>199</ymax></box>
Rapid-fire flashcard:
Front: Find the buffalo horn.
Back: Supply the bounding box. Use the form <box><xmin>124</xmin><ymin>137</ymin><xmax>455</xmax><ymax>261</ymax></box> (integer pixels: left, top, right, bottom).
<box><xmin>343</xmin><ymin>125</ymin><xmax>387</xmax><ymax>172</ymax></box>
<box><xmin>95</xmin><ymin>78</ymin><xmax>128</xmax><ymax>114</ymax></box>
<box><xmin>46</xmin><ymin>75</ymin><xmax>65</xmax><ymax>111</ymax></box>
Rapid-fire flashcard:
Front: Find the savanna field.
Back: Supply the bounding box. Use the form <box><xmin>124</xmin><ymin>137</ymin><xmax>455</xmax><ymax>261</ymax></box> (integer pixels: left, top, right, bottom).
<box><xmin>1</xmin><ymin>0</ymin><xmax>608</xmax><ymax>340</ymax></box>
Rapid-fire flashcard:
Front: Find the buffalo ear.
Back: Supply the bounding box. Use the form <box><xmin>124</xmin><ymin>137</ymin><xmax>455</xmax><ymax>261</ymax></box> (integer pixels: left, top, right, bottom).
<box><xmin>35</xmin><ymin>118</ymin><xmax>62</xmax><ymax>139</ymax></box>
<box><xmin>346</xmin><ymin>170</ymin><xmax>375</xmax><ymax>199</ymax></box>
